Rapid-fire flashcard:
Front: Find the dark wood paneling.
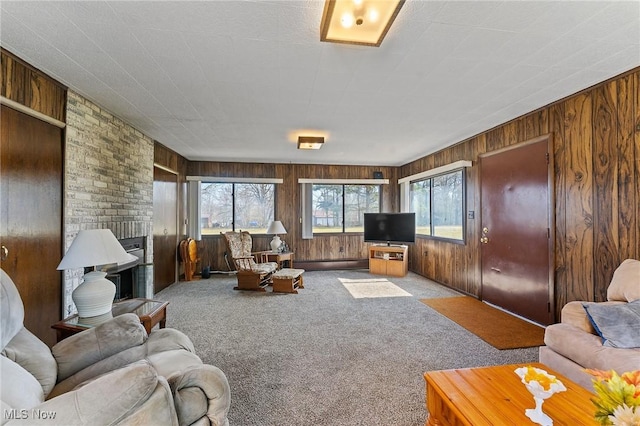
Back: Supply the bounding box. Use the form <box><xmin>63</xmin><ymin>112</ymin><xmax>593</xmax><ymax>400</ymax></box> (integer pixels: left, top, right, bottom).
<box><xmin>1</xmin><ymin>49</ymin><xmax>66</xmax><ymax>122</ymax></box>
<box><xmin>399</xmin><ymin>67</ymin><xmax>639</xmax><ymax>318</ymax></box>
<box><xmin>183</xmin><ymin>161</ymin><xmax>397</xmax><ymax>273</ymax></box>
<box><xmin>1</xmin><ymin>52</ymin><xmax>28</xmax><ymax>105</ymax></box>
<box><xmin>616</xmin><ymin>74</ymin><xmax>638</xmax><ymax>263</ymax></box>
<box><xmin>1</xmin><ymin>51</ymin><xmax>66</xmax><ymax>346</ymax></box>
<box><xmin>153</xmin><ymin>142</ymin><xmax>189</xmax><ymax>278</ymax></box>
<box><xmin>593</xmin><ymin>81</ymin><xmax>618</xmax><ymax>300</ymax></box>
<box><xmin>550</xmin><ymin>103</ymin><xmax>568</xmax><ymax>312</ymax></box>
<box><xmin>1</xmin><ymin>105</ymin><xmax>63</xmax><ymax>347</ymax></box>
<box><xmin>564</xmin><ymin>93</ymin><xmax>594</xmax><ymax>302</ymax></box>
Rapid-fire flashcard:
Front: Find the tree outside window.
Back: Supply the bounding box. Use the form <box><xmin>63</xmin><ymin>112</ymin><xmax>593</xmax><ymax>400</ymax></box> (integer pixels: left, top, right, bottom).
<box><xmin>410</xmin><ymin>169</ymin><xmax>464</xmax><ymax>241</ymax></box>
<box><xmin>200</xmin><ymin>183</ymin><xmax>274</xmax><ymax>235</ymax></box>
<box><xmin>312</xmin><ymin>184</ymin><xmax>380</xmax><ymax>233</ymax></box>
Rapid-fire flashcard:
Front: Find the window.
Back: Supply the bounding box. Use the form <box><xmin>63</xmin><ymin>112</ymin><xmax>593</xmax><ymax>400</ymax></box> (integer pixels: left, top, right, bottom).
<box><xmin>409</xmin><ymin>169</ymin><xmax>464</xmax><ymax>241</ymax></box>
<box><xmin>200</xmin><ymin>182</ymin><xmax>275</xmax><ymax>235</ymax></box>
<box><xmin>312</xmin><ymin>184</ymin><xmax>380</xmax><ymax>233</ymax></box>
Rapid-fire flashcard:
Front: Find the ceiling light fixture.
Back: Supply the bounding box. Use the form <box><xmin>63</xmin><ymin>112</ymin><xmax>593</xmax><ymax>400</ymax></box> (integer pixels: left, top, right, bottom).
<box><xmin>298</xmin><ymin>136</ymin><xmax>324</xmax><ymax>150</ymax></box>
<box><xmin>320</xmin><ymin>0</ymin><xmax>405</xmax><ymax>47</ymax></box>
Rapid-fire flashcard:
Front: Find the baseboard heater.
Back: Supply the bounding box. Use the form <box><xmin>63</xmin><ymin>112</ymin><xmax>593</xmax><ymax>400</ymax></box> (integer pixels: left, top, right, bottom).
<box><xmin>295</xmin><ymin>259</ymin><xmax>369</xmax><ymax>271</ymax></box>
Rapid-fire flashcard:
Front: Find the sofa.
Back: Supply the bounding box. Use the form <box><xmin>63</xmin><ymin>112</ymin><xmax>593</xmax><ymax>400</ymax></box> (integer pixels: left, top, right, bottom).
<box><xmin>539</xmin><ymin>259</ymin><xmax>640</xmax><ymax>390</ymax></box>
<box><xmin>1</xmin><ymin>268</ymin><xmax>231</xmax><ymax>425</ymax></box>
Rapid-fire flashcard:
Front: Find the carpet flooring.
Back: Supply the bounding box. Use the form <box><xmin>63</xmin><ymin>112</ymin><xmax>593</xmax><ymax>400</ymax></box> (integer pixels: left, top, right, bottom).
<box><xmin>155</xmin><ymin>270</ymin><xmax>539</xmax><ymax>425</ymax></box>
<box><xmin>420</xmin><ymin>296</ymin><xmax>546</xmax><ymax>349</ymax></box>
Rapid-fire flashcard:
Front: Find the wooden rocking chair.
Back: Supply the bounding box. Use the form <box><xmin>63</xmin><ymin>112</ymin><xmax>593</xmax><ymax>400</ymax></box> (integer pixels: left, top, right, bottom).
<box><xmin>221</xmin><ymin>231</ymin><xmax>278</xmax><ymax>291</ymax></box>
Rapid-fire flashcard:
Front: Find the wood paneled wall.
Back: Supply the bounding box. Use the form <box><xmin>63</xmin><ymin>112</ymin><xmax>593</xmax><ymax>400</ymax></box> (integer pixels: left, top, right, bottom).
<box><xmin>154</xmin><ymin>142</ymin><xmax>189</xmax><ymax>236</ymax></box>
<box><xmin>154</xmin><ymin>68</ymin><xmax>638</xmax><ymax>319</ymax></box>
<box><xmin>1</xmin><ymin>49</ymin><xmax>66</xmax><ymax>122</ymax></box>
<box><xmin>400</xmin><ymin>68</ymin><xmax>639</xmax><ymax>317</ymax></box>
<box><xmin>186</xmin><ymin>161</ymin><xmax>398</xmax><ymax>273</ymax></box>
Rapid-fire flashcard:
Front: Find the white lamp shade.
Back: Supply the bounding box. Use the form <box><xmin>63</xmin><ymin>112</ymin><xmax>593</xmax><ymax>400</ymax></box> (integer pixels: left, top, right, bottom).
<box><xmin>266</xmin><ymin>221</ymin><xmax>287</xmax><ymax>235</ymax></box>
<box><xmin>57</xmin><ymin>229</ymin><xmax>135</xmax><ymax>270</ymax></box>
<box><xmin>58</xmin><ymin>229</ymin><xmax>135</xmax><ymax>318</ymax></box>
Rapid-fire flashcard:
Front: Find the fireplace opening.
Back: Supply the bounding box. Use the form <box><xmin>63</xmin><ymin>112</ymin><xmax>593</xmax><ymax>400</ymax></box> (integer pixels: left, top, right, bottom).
<box><xmin>104</xmin><ymin>236</ymin><xmax>147</xmax><ymax>301</ymax></box>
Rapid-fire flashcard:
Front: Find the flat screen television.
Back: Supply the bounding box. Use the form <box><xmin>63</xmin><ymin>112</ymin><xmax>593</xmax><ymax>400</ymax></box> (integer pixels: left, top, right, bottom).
<box><xmin>363</xmin><ymin>213</ymin><xmax>415</xmax><ymax>245</ymax></box>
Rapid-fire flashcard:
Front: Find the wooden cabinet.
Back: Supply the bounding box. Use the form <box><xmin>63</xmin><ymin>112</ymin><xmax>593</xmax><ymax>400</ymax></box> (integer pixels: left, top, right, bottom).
<box><xmin>369</xmin><ymin>245</ymin><xmax>408</xmax><ymax>277</ymax></box>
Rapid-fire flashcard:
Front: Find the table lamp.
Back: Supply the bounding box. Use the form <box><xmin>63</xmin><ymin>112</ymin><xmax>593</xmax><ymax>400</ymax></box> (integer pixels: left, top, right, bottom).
<box><xmin>266</xmin><ymin>220</ymin><xmax>287</xmax><ymax>253</ymax></box>
<box><xmin>57</xmin><ymin>229</ymin><xmax>137</xmax><ymax>318</ymax></box>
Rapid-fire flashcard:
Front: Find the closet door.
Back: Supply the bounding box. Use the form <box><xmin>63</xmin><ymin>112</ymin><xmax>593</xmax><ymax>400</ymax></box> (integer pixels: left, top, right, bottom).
<box><xmin>0</xmin><ymin>105</ymin><xmax>63</xmax><ymax>346</ymax></box>
<box><xmin>153</xmin><ymin>166</ymin><xmax>178</xmax><ymax>293</ymax></box>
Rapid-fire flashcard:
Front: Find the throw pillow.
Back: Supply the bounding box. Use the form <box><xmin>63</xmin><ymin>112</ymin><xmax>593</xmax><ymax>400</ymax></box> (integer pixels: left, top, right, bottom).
<box><xmin>606</xmin><ymin>259</ymin><xmax>640</xmax><ymax>302</ymax></box>
<box><xmin>583</xmin><ymin>300</ymin><xmax>640</xmax><ymax>349</ymax></box>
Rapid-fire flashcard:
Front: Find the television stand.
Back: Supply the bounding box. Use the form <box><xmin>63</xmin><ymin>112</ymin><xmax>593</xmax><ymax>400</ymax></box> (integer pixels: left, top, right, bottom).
<box><xmin>369</xmin><ymin>245</ymin><xmax>408</xmax><ymax>277</ymax></box>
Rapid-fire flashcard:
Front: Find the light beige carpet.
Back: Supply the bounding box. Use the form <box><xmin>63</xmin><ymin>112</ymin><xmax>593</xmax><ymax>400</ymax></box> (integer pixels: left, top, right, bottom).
<box><xmin>420</xmin><ymin>296</ymin><xmax>546</xmax><ymax>349</ymax></box>
<box><xmin>339</xmin><ymin>278</ymin><xmax>412</xmax><ymax>299</ymax></box>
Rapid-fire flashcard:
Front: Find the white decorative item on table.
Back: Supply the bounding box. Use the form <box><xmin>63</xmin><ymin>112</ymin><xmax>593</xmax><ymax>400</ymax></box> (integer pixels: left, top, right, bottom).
<box><xmin>515</xmin><ymin>366</ymin><xmax>567</xmax><ymax>426</ymax></box>
<box><xmin>57</xmin><ymin>229</ymin><xmax>137</xmax><ymax>318</ymax></box>
<box><xmin>266</xmin><ymin>220</ymin><xmax>287</xmax><ymax>253</ymax></box>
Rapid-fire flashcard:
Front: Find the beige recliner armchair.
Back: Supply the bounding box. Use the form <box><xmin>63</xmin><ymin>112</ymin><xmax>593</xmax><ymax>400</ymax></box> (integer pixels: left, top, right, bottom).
<box><xmin>0</xmin><ymin>269</ymin><xmax>230</xmax><ymax>425</ymax></box>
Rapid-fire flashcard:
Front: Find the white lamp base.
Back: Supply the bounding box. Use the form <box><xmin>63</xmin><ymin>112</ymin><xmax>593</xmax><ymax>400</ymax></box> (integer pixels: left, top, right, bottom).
<box><xmin>270</xmin><ymin>235</ymin><xmax>282</xmax><ymax>253</ymax></box>
<box><xmin>72</xmin><ymin>271</ymin><xmax>116</xmax><ymax>318</ymax></box>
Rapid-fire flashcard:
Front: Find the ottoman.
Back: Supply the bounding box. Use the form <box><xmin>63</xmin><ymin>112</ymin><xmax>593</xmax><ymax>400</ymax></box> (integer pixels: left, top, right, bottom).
<box><xmin>272</xmin><ymin>268</ymin><xmax>305</xmax><ymax>293</ymax></box>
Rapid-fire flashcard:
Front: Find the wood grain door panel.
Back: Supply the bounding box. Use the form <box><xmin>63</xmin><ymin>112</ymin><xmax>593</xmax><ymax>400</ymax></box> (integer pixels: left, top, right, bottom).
<box><xmin>153</xmin><ymin>167</ymin><xmax>177</xmax><ymax>293</ymax></box>
<box><xmin>1</xmin><ymin>105</ymin><xmax>62</xmax><ymax>346</ymax></box>
<box><xmin>480</xmin><ymin>135</ymin><xmax>554</xmax><ymax>325</ymax></box>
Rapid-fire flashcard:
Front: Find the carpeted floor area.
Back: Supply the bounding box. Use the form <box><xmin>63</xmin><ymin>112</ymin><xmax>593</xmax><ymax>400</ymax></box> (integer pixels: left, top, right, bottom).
<box><xmin>155</xmin><ymin>270</ymin><xmax>539</xmax><ymax>426</ymax></box>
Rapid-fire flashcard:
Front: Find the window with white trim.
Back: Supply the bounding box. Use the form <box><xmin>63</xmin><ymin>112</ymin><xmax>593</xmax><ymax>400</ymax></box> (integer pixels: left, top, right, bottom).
<box><xmin>312</xmin><ymin>184</ymin><xmax>380</xmax><ymax>233</ymax></box>
<box><xmin>200</xmin><ymin>182</ymin><xmax>274</xmax><ymax>235</ymax></box>
<box><xmin>298</xmin><ymin>178</ymin><xmax>389</xmax><ymax>239</ymax></box>
<box><xmin>409</xmin><ymin>169</ymin><xmax>465</xmax><ymax>241</ymax></box>
<box><xmin>187</xmin><ymin>177</ymin><xmax>282</xmax><ymax>239</ymax></box>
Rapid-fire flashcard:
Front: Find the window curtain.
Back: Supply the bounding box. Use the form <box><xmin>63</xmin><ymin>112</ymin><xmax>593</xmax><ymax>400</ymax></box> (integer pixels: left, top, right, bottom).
<box><xmin>187</xmin><ymin>180</ymin><xmax>201</xmax><ymax>240</ymax></box>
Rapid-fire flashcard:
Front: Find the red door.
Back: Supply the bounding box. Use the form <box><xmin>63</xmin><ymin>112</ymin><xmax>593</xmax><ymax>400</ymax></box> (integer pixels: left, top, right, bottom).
<box><xmin>480</xmin><ymin>135</ymin><xmax>554</xmax><ymax>325</ymax></box>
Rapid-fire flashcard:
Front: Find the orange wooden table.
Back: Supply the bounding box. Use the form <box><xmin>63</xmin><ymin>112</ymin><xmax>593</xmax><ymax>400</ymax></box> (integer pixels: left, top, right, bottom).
<box><xmin>424</xmin><ymin>363</ymin><xmax>597</xmax><ymax>426</ymax></box>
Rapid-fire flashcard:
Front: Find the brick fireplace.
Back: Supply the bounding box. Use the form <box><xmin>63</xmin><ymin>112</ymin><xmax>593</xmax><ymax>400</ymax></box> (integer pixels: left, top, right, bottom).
<box><xmin>62</xmin><ymin>91</ymin><xmax>154</xmax><ymax>316</ymax></box>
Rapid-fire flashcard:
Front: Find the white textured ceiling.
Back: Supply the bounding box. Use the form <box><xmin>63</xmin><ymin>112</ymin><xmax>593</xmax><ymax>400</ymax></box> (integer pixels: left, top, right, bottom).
<box><xmin>1</xmin><ymin>1</ymin><xmax>639</xmax><ymax>166</ymax></box>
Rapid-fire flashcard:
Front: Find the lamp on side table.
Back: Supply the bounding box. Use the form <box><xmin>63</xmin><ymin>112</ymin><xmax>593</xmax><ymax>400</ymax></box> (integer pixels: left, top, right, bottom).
<box><xmin>57</xmin><ymin>229</ymin><xmax>137</xmax><ymax>318</ymax></box>
<box><xmin>266</xmin><ymin>220</ymin><xmax>287</xmax><ymax>253</ymax></box>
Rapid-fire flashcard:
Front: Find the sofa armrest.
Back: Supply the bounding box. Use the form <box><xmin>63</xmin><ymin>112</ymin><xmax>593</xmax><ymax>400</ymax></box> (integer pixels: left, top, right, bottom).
<box><xmin>6</xmin><ymin>361</ymin><xmax>178</xmax><ymax>426</ymax></box>
<box><xmin>52</xmin><ymin>313</ymin><xmax>147</xmax><ymax>381</ymax></box>
<box><xmin>168</xmin><ymin>365</ymin><xmax>231</xmax><ymax>426</ymax></box>
<box><xmin>560</xmin><ymin>301</ymin><xmax>626</xmax><ymax>334</ymax></box>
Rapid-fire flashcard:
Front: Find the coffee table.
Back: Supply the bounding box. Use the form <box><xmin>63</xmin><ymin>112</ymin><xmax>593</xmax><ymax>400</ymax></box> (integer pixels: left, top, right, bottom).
<box><xmin>423</xmin><ymin>363</ymin><xmax>597</xmax><ymax>425</ymax></box>
<box><xmin>52</xmin><ymin>298</ymin><xmax>168</xmax><ymax>342</ymax></box>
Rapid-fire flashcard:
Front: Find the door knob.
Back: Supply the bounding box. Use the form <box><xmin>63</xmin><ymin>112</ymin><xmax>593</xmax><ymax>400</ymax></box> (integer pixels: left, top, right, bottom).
<box><xmin>482</xmin><ymin>227</ymin><xmax>489</xmax><ymax>234</ymax></box>
<box><xmin>1</xmin><ymin>245</ymin><xmax>8</xmax><ymax>261</ymax></box>
<box><xmin>480</xmin><ymin>237</ymin><xmax>488</xmax><ymax>244</ymax></box>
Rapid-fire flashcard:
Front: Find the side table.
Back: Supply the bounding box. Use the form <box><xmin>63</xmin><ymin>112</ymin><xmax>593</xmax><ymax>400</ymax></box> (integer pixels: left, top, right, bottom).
<box><xmin>261</xmin><ymin>251</ymin><xmax>294</xmax><ymax>269</ymax></box>
<box><xmin>52</xmin><ymin>298</ymin><xmax>169</xmax><ymax>342</ymax></box>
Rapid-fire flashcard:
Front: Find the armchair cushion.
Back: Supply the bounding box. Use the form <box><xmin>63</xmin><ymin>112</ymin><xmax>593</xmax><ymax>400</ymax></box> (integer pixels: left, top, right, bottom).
<box><xmin>52</xmin><ymin>313</ymin><xmax>147</xmax><ymax>381</ymax></box>
<box><xmin>0</xmin><ymin>356</ymin><xmax>44</xmax><ymax>412</ymax></box>
<box><xmin>48</xmin><ymin>327</ymin><xmax>202</xmax><ymax>400</ymax></box>
<box><xmin>2</xmin><ymin>328</ymin><xmax>57</xmax><ymax>396</ymax></box>
<box><xmin>10</xmin><ymin>361</ymin><xmax>178</xmax><ymax>426</ymax></box>
<box><xmin>169</xmin><ymin>365</ymin><xmax>231</xmax><ymax>426</ymax></box>
<box><xmin>0</xmin><ymin>269</ymin><xmax>25</xmax><ymax>349</ymax></box>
